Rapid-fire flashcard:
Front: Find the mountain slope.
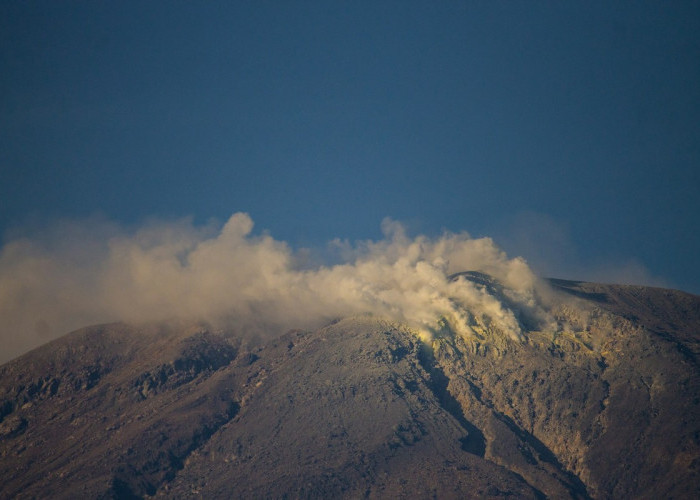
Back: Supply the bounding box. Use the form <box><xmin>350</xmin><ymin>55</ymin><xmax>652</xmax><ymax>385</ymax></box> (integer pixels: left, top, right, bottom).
<box><xmin>0</xmin><ymin>281</ymin><xmax>698</xmax><ymax>498</ymax></box>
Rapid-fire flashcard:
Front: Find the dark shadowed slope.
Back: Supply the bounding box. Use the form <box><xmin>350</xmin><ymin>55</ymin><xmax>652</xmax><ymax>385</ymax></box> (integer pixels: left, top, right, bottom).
<box><xmin>1</xmin><ymin>282</ymin><xmax>699</xmax><ymax>499</ymax></box>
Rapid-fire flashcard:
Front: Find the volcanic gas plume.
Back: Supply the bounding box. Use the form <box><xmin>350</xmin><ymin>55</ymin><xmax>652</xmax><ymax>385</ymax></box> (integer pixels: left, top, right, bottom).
<box><xmin>0</xmin><ymin>213</ymin><xmax>554</xmax><ymax>362</ymax></box>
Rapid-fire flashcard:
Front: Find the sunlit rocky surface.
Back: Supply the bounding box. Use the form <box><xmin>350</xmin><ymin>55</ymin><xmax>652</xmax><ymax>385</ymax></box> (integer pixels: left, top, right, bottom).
<box><xmin>1</xmin><ymin>278</ymin><xmax>698</xmax><ymax>499</ymax></box>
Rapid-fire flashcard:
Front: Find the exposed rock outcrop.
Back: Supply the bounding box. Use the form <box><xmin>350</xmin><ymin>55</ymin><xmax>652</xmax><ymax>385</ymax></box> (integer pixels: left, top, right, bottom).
<box><xmin>0</xmin><ymin>281</ymin><xmax>698</xmax><ymax>498</ymax></box>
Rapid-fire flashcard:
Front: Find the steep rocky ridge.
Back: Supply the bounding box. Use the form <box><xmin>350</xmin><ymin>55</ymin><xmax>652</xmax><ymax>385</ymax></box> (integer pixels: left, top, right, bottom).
<box><xmin>0</xmin><ymin>323</ymin><xmax>242</xmax><ymax>498</ymax></box>
<box><xmin>0</xmin><ymin>280</ymin><xmax>698</xmax><ymax>498</ymax></box>
<box><xmin>431</xmin><ymin>290</ymin><xmax>699</xmax><ymax>498</ymax></box>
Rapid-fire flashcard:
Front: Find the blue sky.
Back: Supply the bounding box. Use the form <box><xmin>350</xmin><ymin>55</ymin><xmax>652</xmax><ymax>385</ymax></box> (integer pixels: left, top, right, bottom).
<box><xmin>2</xmin><ymin>1</ymin><xmax>699</xmax><ymax>293</ymax></box>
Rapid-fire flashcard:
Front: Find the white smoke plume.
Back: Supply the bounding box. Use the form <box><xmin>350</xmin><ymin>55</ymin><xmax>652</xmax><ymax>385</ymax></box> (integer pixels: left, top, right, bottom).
<box><xmin>0</xmin><ymin>213</ymin><xmax>550</xmax><ymax>363</ymax></box>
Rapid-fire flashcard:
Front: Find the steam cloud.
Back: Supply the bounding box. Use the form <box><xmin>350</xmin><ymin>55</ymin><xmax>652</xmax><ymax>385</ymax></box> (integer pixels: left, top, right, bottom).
<box><xmin>0</xmin><ymin>213</ymin><xmax>550</xmax><ymax>363</ymax></box>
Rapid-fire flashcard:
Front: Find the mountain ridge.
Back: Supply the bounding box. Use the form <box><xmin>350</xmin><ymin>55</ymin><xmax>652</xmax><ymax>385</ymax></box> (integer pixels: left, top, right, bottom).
<box><xmin>1</xmin><ymin>279</ymin><xmax>698</xmax><ymax>498</ymax></box>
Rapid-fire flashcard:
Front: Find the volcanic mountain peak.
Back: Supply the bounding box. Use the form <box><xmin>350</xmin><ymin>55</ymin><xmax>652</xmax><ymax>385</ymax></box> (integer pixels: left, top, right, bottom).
<box><xmin>0</xmin><ymin>279</ymin><xmax>698</xmax><ymax>498</ymax></box>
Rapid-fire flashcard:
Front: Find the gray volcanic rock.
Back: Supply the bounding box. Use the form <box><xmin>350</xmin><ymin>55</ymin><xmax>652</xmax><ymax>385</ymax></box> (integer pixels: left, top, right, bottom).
<box><xmin>158</xmin><ymin>317</ymin><xmax>545</xmax><ymax>499</ymax></box>
<box><xmin>0</xmin><ymin>281</ymin><xmax>699</xmax><ymax>499</ymax></box>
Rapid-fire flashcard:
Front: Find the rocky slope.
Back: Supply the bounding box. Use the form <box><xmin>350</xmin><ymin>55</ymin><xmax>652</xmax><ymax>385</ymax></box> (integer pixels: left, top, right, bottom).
<box><xmin>0</xmin><ymin>279</ymin><xmax>698</xmax><ymax>498</ymax></box>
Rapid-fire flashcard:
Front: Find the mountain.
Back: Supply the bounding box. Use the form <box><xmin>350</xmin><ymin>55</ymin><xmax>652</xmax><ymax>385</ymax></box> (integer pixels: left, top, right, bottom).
<box><xmin>1</xmin><ymin>278</ymin><xmax>699</xmax><ymax>499</ymax></box>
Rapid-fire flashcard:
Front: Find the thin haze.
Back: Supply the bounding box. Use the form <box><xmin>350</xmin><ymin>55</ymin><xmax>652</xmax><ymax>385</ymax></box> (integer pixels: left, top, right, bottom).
<box><xmin>0</xmin><ymin>214</ymin><xmax>549</xmax><ymax>363</ymax></box>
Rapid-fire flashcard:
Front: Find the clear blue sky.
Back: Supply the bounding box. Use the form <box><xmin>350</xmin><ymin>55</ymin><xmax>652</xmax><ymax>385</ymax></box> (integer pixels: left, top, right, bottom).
<box><xmin>1</xmin><ymin>1</ymin><xmax>699</xmax><ymax>293</ymax></box>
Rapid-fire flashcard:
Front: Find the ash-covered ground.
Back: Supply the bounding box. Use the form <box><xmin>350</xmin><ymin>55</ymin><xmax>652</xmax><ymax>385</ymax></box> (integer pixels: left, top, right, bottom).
<box><xmin>1</xmin><ymin>278</ymin><xmax>698</xmax><ymax>499</ymax></box>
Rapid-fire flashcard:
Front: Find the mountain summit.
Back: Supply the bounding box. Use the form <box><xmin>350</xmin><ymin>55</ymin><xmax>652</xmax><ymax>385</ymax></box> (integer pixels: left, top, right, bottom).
<box><xmin>1</xmin><ymin>278</ymin><xmax>699</xmax><ymax>498</ymax></box>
